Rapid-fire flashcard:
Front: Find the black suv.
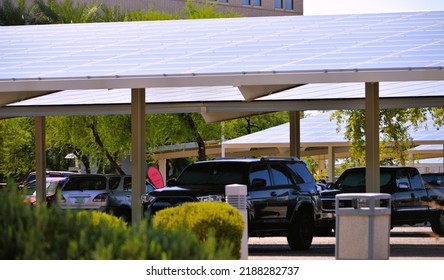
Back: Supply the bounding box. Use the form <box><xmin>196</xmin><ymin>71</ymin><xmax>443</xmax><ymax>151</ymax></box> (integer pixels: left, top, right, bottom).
<box><xmin>143</xmin><ymin>157</ymin><xmax>321</xmax><ymax>250</ymax></box>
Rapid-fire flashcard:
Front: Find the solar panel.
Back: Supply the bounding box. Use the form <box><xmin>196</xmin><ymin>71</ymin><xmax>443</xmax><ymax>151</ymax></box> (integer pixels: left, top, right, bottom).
<box><xmin>1</xmin><ymin>11</ymin><xmax>443</xmax><ymax>83</ymax></box>
<box><xmin>223</xmin><ymin>111</ymin><xmax>444</xmax><ymax>147</ymax></box>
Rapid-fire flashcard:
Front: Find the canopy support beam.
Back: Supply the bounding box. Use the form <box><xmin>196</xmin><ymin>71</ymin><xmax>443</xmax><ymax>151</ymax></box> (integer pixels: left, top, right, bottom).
<box><xmin>131</xmin><ymin>88</ymin><xmax>146</xmax><ymax>224</ymax></box>
<box><xmin>35</xmin><ymin>116</ymin><xmax>46</xmax><ymax>204</ymax></box>
<box><xmin>365</xmin><ymin>82</ymin><xmax>380</xmax><ymax>193</ymax></box>
<box><xmin>289</xmin><ymin>111</ymin><xmax>301</xmax><ymax>158</ymax></box>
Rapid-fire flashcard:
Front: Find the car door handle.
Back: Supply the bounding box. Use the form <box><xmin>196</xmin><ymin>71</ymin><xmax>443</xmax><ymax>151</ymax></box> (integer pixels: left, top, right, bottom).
<box><xmin>270</xmin><ymin>191</ymin><xmax>289</xmax><ymax>197</ymax></box>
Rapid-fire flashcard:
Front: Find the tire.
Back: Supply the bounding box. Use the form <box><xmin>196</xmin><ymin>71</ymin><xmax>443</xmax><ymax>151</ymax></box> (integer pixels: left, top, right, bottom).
<box><xmin>116</xmin><ymin>207</ymin><xmax>132</xmax><ymax>225</ymax></box>
<box><xmin>431</xmin><ymin>211</ymin><xmax>444</xmax><ymax>235</ymax></box>
<box><xmin>287</xmin><ymin>210</ymin><xmax>315</xmax><ymax>250</ymax></box>
<box><xmin>315</xmin><ymin>227</ymin><xmax>333</xmax><ymax>237</ymax></box>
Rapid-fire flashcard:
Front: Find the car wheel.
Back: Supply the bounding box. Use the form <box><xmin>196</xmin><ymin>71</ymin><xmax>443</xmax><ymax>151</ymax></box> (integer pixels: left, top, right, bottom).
<box><xmin>287</xmin><ymin>209</ymin><xmax>314</xmax><ymax>250</ymax></box>
<box><xmin>431</xmin><ymin>210</ymin><xmax>444</xmax><ymax>235</ymax></box>
<box><xmin>315</xmin><ymin>227</ymin><xmax>333</xmax><ymax>236</ymax></box>
<box><xmin>116</xmin><ymin>208</ymin><xmax>132</xmax><ymax>225</ymax></box>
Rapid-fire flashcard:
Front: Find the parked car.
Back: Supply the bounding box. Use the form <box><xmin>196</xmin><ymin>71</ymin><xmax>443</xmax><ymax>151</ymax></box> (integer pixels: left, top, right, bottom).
<box><xmin>143</xmin><ymin>157</ymin><xmax>321</xmax><ymax>250</ymax></box>
<box><xmin>60</xmin><ymin>174</ymin><xmax>154</xmax><ymax>223</ymax></box>
<box><xmin>25</xmin><ymin>177</ymin><xmax>67</xmax><ymax>206</ymax></box>
<box><xmin>105</xmin><ymin>174</ymin><xmax>155</xmax><ymax>223</ymax></box>
<box><xmin>422</xmin><ymin>172</ymin><xmax>444</xmax><ymax>188</ymax></box>
<box><xmin>318</xmin><ymin>167</ymin><xmax>444</xmax><ymax>235</ymax></box>
<box><xmin>19</xmin><ymin>170</ymin><xmax>77</xmax><ymax>191</ymax></box>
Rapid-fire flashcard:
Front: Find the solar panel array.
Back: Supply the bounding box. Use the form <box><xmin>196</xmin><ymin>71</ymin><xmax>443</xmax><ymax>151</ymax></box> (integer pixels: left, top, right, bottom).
<box><xmin>6</xmin><ymin>80</ymin><xmax>444</xmax><ymax>108</ymax></box>
<box><xmin>1</xmin><ymin>11</ymin><xmax>443</xmax><ymax>81</ymax></box>
<box><xmin>223</xmin><ymin>111</ymin><xmax>444</xmax><ymax>146</ymax></box>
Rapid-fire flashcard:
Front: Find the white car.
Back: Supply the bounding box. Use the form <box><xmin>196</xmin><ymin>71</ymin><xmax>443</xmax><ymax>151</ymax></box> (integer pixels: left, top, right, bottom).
<box><xmin>60</xmin><ymin>174</ymin><xmax>154</xmax><ymax>223</ymax></box>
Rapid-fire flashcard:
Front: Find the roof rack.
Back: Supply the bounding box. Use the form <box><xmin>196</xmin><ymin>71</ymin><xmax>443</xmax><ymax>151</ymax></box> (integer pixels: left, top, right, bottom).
<box><xmin>260</xmin><ymin>156</ymin><xmax>301</xmax><ymax>161</ymax></box>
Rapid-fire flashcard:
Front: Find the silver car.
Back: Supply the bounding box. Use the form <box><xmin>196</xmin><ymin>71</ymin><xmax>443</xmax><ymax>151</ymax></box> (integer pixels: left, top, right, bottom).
<box><xmin>60</xmin><ymin>174</ymin><xmax>109</xmax><ymax>212</ymax></box>
<box><xmin>61</xmin><ymin>174</ymin><xmax>155</xmax><ymax>223</ymax></box>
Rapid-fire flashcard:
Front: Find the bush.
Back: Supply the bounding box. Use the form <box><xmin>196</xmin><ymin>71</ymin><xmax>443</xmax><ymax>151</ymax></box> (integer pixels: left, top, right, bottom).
<box><xmin>0</xmin><ymin>188</ymin><xmax>233</xmax><ymax>259</ymax></box>
<box><xmin>152</xmin><ymin>201</ymin><xmax>245</xmax><ymax>259</ymax></box>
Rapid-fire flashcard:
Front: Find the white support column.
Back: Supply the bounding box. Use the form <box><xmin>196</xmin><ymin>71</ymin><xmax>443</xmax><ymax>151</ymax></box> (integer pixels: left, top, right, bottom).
<box><xmin>35</xmin><ymin>116</ymin><xmax>46</xmax><ymax>204</ymax></box>
<box><xmin>131</xmin><ymin>88</ymin><xmax>146</xmax><ymax>224</ymax></box>
<box><xmin>328</xmin><ymin>146</ymin><xmax>335</xmax><ymax>183</ymax></box>
<box><xmin>289</xmin><ymin>111</ymin><xmax>301</xmax><ymax>158</ymax></box>
<box><xmin>158</xmin><ymin>159</ymin><xmax>167</xmax><ymax>186</ymax></box>
<box><xmin>365</xmin><ymin>82</ymin><xmax>380</xmax><ymax>193</ymax></box>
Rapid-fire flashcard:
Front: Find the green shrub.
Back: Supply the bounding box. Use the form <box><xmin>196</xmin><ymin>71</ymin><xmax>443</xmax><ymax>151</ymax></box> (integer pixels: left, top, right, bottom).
<box><xmin>152</xmin><ymin>201</ymin><xmax>245</xmax><ymax>259</ymax></box>
<box><xmin>0</xmin><ymin>188</ymin><xmax>233</xmax><ymax>259</ymax></box>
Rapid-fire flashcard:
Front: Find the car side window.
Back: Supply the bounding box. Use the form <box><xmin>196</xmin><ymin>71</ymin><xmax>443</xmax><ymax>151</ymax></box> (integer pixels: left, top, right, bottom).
<box><xmin>109</xmin><ymin>177</ymin><xmax>121</xmax><ymax>190</ymax></box>
<box><xmin>286</xmin><ymin>162</ymin><xmax>314</xmax><ymax>184</ymax></box>
<box><xmin>408</xmin><ymin>169</ymin><xmax>424</xmax><ymax>190</ymax></box>
<box><xmin>396</xmin><ymin>170</ymin><xmax>411</xmax><ymax>189</ymax></box>
<box><xmin>250</xmin><ymin>164</ymin><xmax>271</xmax><ymax>187</ymax></box>
<box><xmin>270</xmin><ymin>163</ymin><xmax>293</xmax><ymax>185</ymax></box>
<box><xmin>123</xmin><ymin>177</ymin><xmax>132</xmax><ymax>192</ymax></box>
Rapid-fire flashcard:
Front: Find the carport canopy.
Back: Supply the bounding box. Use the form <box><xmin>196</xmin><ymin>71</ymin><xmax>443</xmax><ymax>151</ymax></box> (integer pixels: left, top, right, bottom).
<box><xmin>1</xmin><ymin>11</ymin><xmax>444</xmax><ymax>223</ymax></box>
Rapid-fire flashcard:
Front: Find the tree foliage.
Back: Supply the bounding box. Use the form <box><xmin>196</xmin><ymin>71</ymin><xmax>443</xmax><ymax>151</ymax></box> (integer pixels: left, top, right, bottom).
<box><xmin>0</xmin><ymin>118</ymin><xmax>35</xmax><ymax>179</ymax></box>
<box><xmin>0</xmin><ymin>0</ymin><xmax>34</xmax><ymax>25</ymax></box>
<box><xmin>331</xmin><ymin>108</ymin><xmax>444</xmax><ymax>166</ymax></box>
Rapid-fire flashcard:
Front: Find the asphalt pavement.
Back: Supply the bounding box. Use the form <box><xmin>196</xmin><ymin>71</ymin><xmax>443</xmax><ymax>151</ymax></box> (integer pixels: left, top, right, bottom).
<box><xmin>248</xmin><ymin>226</ymin><xmax>444</xmax><ymax>260</ymax></box>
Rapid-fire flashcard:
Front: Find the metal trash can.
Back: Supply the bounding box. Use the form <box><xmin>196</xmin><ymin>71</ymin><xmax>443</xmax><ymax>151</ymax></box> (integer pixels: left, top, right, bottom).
<box><xmin>335</xmin><ymin>193</ymin><xmax>391</xmax><ymax>260</ymax></box>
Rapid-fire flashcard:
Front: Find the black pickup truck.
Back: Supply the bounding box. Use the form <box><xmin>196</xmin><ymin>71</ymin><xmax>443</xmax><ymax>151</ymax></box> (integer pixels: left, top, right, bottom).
<box><xmin>318</xmin><ymin>166</ymin><xmax>444</xmax><ymax>235</ymax></box>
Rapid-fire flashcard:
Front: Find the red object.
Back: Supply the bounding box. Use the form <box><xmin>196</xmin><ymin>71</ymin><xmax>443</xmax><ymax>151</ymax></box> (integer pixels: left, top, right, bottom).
<box><xmin>147</xmin><ymin>166</ymin><xmax>164</xmax><ymax>189</ymax></box>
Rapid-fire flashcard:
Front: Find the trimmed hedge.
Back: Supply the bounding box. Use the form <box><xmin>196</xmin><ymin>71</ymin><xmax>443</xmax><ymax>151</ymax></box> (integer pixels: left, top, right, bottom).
<box><xmin>152</xmin><ymin>201</ymin><xmax>245</xmax><ymax>259</ymax></box>
<box><xmin>0</xmin><ymin>188</ymin><xmax>234</xmax><ymax>259</ymax></box>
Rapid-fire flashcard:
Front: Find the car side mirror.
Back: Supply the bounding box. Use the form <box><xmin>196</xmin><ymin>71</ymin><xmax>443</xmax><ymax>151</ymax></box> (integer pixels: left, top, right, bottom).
<box><xmin>251</xmin><ymin>178</ymin><xmax>266</xmax><ymax>188</ymax></box>
<box><xmin>397</xmin><ymin>182</ymin><xmax>410</xmax><ymax>189</ymax></box>
<box><xmin>166</xmin><ymin>178</ymin><xmax>177</xmax><ymax>187</ymax></box>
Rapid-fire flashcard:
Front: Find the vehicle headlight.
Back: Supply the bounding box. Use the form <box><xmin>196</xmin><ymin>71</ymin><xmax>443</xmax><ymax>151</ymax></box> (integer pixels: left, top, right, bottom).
<box><xmin>321</xmin><ymin>212</ymin><xmax>335</xmax><ymax>219</ymax></box>
<box><xmin>196</xmin><ymin>194</ymin><xmax>224</xmax><ymax>202</ymax></box>
<box><xmin>141</xmin><ymin>193</ymin><xmax>156</xmax><ymax>204</ymax></box>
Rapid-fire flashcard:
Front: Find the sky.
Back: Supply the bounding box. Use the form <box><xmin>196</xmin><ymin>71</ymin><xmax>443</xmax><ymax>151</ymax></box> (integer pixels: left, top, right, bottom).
<box><xmin>304</xmin><ymin>0</ymin><xmax>444</xmax><ymax>15</ymax></box>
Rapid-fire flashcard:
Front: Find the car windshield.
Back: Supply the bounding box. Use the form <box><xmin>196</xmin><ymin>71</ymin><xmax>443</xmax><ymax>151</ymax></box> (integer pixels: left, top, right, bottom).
<box><xmin>334</xmin><ymin>169</ymin><xmax>393</xmax><ymax>191</ymax></box>
<box><xmin>31</xmin><ymin>180</ymin><xmax>61</xmax><ymax>196</ymax></box>
<box><xmin>62</xmin><ymin>176</ymin><xmax>106</xmax><ymax>191</ymax></box>
<box><xmin>176</xmin><ymin>162</ymin><xmax>248</xmax><ymax>187</ymax></box>
<box><xmin>46</xmin><ymin>181</ymin><xmax>61</xmax><ymax>195</ymax></box>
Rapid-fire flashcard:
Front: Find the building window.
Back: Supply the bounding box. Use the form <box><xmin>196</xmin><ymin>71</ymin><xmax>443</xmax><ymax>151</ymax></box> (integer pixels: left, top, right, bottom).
<box><xmin>275</xmin><ymin>0</ymin><xmax>293</xmax><ymax>9</ymax></box>
<box><xmin>243</xmin><ymin>0</ymin><xmax>261</xmax><ymax>6</ymax></box>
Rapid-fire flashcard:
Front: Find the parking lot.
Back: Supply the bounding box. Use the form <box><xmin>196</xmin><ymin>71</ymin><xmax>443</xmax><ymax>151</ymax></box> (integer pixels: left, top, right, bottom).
<box><xmin>248</xmin><ymin>226</ymin><xmax>444</xmax><ymax>260</ymax></box>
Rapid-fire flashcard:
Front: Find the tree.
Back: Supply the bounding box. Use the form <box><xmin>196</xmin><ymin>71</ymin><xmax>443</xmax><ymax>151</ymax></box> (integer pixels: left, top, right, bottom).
<box><xmin>0</xmin><ymin>0</ymin><xmax>35</xmax><ymax>25</ymax></box>
<box><xmin>224</xmin><ymin>112</ymin><xmax>289</xmax><ymax>139</ymax></box>
<box><xmin>32</xmin><ymin>0</ymin><xmax>103</xmax><ymax>24</ymax></box>
<box><xmin>331</xmin><ymin>108</ymin><xmax>443</xmax><ymax>166</ymax></box>
<box><xmin>46</xmin><ymin>115</ymin><xmax>132</xmax><ymax>174</ymax></box>
<box><xmin>0</xmin><ymin>117</ymin><xmax>35</xmax><ymax>180</ymax></box>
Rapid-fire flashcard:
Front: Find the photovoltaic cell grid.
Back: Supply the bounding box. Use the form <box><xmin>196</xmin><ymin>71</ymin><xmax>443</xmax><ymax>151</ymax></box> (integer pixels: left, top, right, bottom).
<box><xmin>1</xmin><ymin>11</ymin><xmax>444</xmax><ymax>80</ymax></box>
<box><xmin>223</xmin><ymin>111</ymin><xmax>444</xmax><ymax>146</ymax></box>
<box><xmin>8</xmin><ymin>80</ymin><xmax>444</xmax><ymax>106</ymax></box>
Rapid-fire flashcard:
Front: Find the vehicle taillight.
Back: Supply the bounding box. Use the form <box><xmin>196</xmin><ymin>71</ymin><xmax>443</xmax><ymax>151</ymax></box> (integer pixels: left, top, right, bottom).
<box><xmin>93</xmin><ymin>193</ymin><xmax>109</xmax><ymax>202</ymax></box>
